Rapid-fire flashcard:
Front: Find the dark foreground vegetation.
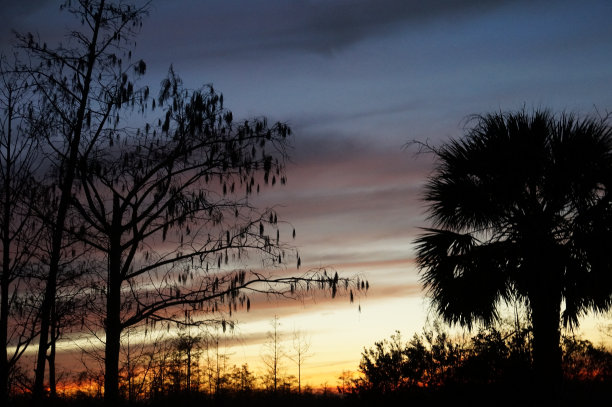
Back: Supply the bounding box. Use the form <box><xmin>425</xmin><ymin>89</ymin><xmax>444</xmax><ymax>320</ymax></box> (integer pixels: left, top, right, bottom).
<box><xmin>6</xmin><ymin>321</ymin><xmax>612</xmax><ymax>406</ymax></box>
<box><xmin>346</xmin><ymin>321</ymin><xmax>612</xmax><ymax>405</ymax></box>
<box><xmin>7</xmin><ymin>382</ymin><xmax>612</xmax><ymax>407</ymax></box>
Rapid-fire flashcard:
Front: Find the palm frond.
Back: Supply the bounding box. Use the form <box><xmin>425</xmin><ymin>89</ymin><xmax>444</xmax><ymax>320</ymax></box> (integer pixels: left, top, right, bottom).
<box><xmin>415</xmin><ymin>229</ymin><xmax>512</xmax><ymax>329</ymax></box>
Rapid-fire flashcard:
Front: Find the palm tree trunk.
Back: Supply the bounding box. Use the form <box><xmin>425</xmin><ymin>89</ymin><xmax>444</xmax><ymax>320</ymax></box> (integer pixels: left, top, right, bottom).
<box><xmin>529</xmin><ymin>287</ymin><xmax>562</xmax><ymax>402</ymax></box>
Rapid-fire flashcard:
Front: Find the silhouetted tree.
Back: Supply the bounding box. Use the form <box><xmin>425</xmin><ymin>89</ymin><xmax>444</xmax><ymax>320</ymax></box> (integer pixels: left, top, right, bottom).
<box><xmin>337</xmin><ymin>370</ymin><xmax>356</xmax><ymax>394</ymax></box>
<box><xmin>117</xmin><ymin>326</ymin><xmax>165</xmax><ymax>402</ymax></box>
<box><xmin>414</xmin><ymin>109</ymin><xmax>612</xmax><ymax>399</ymax></box>
<box><xmin>141</xmin><ymin>332</ymin><xmax>176</xmax><ymax>399</ymax></box>
<box><xmin>68</xmin><ymin>65</ymin><xmax>358</xmax><ymax>401</ymax></box>
<box><xmin>561</xmin><ymin>335</ymin><xmax>612</xmax><ymax>382</ymax></box>
<box><xmin>203</xmin><ymin>332</ymin><xmax>230</xmax><ymax>395</ymax></box>
<box><xmin>11</xmin><ymin>0</ymin><xmax>151</xmax><ymax>400</ymax></box>
<box><xmin>228</xmin><ymin>363</ymin><xmax>256</xmax><ymax>393</ymax></box>
<box><xmin>0</xmin><ymin>57</ymin><xmax>45</xmax><ymax>405</ymax></box>
<box><xmin>356</xmin><ymin>331</ymin><xmax>406</xmax><ymax>393</ymax></box>
<box><xmin>47</xmin><ymin>286</ymin><xmax>85</xmax><ymax>398</ymax></box>
<box><xmin>353</xmin><ymin>323</ymin><xmax>611</xmax><ymax>401</ymax></box>
<box><xmin>456</xmin><ymin>324</ymin><xmax>531</xmax><ymax>385</ymax></box>
<box><xmin>289</xmin><ymin>328</ymin><xmax>312</xmax><ymax>393</ymax></box>
<box><xmin>171</xmin><ymin>331</ymin><xmax>202</xmax><ymax>394</ymax></box>
<box><xmin>74</xmin><ymin>363</ymin><xmax>105</xmax><ymax>399</ymax></box>
<box><xmin>355</xmin><ymin>324</ymin><xmax>463</xmax><ymax>394</ymax></box>
<box><xmin>261</xmin><ymin>315</ymin><xmax>285</xmax><ymax>392</ymax></box>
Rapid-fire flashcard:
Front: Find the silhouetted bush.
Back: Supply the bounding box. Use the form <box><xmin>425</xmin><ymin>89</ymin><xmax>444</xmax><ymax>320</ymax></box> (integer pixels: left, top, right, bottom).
<box><xmin>351</xmin><ymin>321</ymin><xmax>612</xmax><ymax>404</ymax></box>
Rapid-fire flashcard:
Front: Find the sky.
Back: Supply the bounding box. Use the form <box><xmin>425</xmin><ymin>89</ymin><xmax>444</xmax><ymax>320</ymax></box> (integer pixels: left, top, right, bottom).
<box><xmin>3</xmin><ymin>0</ymin><xmax>612</xmax><ymax>389</ymax></box>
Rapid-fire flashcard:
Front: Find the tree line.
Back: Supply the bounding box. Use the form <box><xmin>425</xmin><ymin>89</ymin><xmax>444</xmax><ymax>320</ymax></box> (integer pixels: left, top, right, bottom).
<box><xmin>0</xmin><ymin>1</ymin><xmax>364</xmax><ymax>405</ymax></box>
<box><xmin>8</xmin><ymin>316</ymin><xmax>315</xmax><ymax>403</ymax></box>
<box><xmin>339</xmin><ymin>318</ymin><xmax>612</xmax><ymax>405</ymax></box>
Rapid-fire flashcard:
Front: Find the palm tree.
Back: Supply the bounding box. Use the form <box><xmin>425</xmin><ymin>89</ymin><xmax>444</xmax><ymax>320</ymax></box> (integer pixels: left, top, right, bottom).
<box><xmin>414</xmin><ymin>110</ymin><xmax>612</xmax><ymax>396</ymax></box>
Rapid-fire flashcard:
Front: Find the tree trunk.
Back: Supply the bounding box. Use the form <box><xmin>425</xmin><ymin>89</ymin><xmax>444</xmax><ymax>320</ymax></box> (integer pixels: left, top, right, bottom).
<box><xmin>104</xmin><ymin>302</ymin><xmax>121</xmax><ymax>404</ymax></box>
<box><xmin>529</xmin><ymin>282</ymin><xmax>562</xmax><ymax>403</ymax></box>
<box><xmin>0</xmin><ymin>89</ymin><xmax>12</xmax><ymax>406</ymax></box>
<box><xmin>186</xmin><ymin>348</ymin><xmax>191</xmax><ymax>393</ymax></box>
<box><xmin>126</xmin><ymin>330</ymin><xmax>133</xmax><ymax>403</ymax></box>
<box><xmin>104</xmin><ymin>193</ymin><xmax>123</xmax><ymax>404</ymax></box>
<box><xmin>48</xmin><ymin>344</ymin><xmax>56</xmax><ymax>399</ymax></box>
<box><xmin>32</xmin><ymin>2</ymin><xmax>106</xmax><ymax>401</ymax></box>
<box><xmin>48</xmin><ymin>301</ymin><xmax>57</xmax><ymax>399</ymax></box>
<box><xmin>32</xmin><ymin>242</ymin><xmax>59</xmax><ymax>401</ymax></box>
<box><xmin>0</xmin><ymin>239</ymin><xmax>9</xmax><ymax>405</ymax></box>
<box><xmin>298</xmin><ymin>361</ymin><xmax>301</xmax><ymax>394</ymax></box>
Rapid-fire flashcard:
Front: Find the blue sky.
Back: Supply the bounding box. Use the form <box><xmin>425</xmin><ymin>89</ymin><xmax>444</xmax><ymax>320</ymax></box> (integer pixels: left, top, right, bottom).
<box><xmin>3</xmin><ymin>0</ymin><xmax>612</xmax><ymax>386</ymax></box>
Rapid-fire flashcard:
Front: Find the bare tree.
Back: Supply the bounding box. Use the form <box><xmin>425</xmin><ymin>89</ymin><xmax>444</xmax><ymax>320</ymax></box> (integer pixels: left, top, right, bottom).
<box><xmin>202</xmin><ymin>331</ymin><xmax>231</xmax><ymax>395</ymax></box>
<box><xmin>47</xmin><ymin>287</ymin><xmax>82</xmax><ymax>398</ymax></box>
<box><xmin>337</xmin><ymin>370</ymin><xmax>356</xmax><ymax>394</ymax></box>
<box><xmin>0</xmin><ymin>57</ymin><xmax>45</xmax><ymax>405</ymax></box>
<box><xmin>11</xmin><ymin>1</ymin><xmax>151</xmax><ymax>399</ymax></box>
<box><xmin>261</xmin><ymin>315</ymin><xmax>285</xmax><ymax>392</ymax></box>
<box><xmin>289</xmin><ymin>328</ymin><xmax>312</xmax><ymax>394</ymax></box>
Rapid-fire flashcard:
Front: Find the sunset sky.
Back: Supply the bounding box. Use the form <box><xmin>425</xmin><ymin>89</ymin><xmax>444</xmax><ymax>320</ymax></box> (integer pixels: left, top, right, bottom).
<box><xmin>3</xmin><ymin>0</ymin><xmax>612</xmax><ymax>388</ymax></box>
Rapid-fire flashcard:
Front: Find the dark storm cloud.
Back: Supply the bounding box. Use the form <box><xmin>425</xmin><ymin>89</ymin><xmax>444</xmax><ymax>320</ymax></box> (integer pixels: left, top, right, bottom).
<box><xmin>0</xmin><ymin>0</ymin><xmax>54</xmax><ymax>21</ymax></box>
<box><xmin>272</xmin><ymin>0</ymin><xmax>531</xmax><ymax>54</ymax></box>
<box><xmin>143</xmin><ymin>0</ymin><xmax>534</xmax><ymax>60</ymax></box>
<box><xmin>0</xmin><ymin>0</ymin><xmax>68</xmax><ymax>50</ymax></box>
